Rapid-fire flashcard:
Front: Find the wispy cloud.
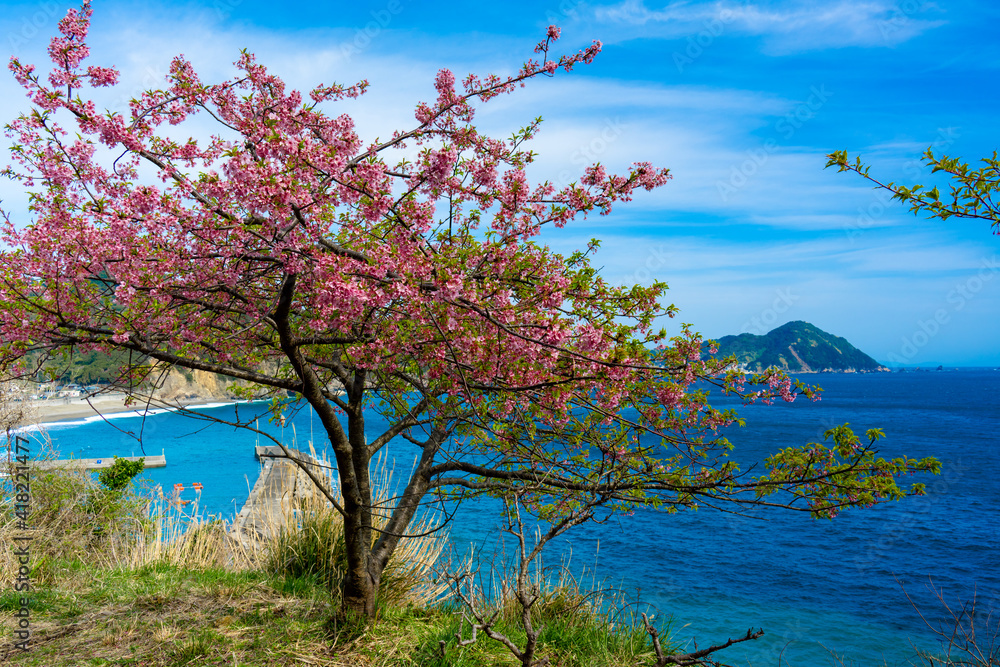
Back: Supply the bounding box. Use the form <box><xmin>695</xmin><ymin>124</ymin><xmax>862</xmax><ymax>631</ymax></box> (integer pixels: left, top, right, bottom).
<box><xmin>581</xmin><ymin>230</ymin><xmax>998</xmax><ymax>360</ymax></box>
<box><xmin>594</xmin><ymin>0</ymin><xmax>946</xmax><ymax>52</ymax></box>
<box><xmin>0</xmin><ymin>0</ymin><xmax>992</xmax><ymax>363</ymax></box>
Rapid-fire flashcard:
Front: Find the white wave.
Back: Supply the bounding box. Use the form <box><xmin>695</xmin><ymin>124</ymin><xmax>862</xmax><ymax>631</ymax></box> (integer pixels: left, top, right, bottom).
<box><xmin>15</xmin><ymin>399</ymin><xmax>270</xmax><ymax>434</ymax></box>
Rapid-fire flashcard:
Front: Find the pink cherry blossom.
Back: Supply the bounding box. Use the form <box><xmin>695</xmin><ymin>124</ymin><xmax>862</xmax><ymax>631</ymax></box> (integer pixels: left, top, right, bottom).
<box><xmin>0</xmin><ymin>7</ymin><xmax>937</xmax><ymax>619</ymax></box>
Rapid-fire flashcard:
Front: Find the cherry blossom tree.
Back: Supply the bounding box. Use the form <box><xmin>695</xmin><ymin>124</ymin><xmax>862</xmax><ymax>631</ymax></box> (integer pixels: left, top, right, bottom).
<box><xmin>0</xmin><ymin>3</ymin><xmax>940</xmax><ymax>619</ymax></box>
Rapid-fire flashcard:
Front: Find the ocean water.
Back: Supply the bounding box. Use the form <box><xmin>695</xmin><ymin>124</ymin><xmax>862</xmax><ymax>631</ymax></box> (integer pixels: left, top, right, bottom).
<box><xmin>20</xmin><ymin>369</ymin><xmax>1000</xmax><ymax>666</ymax></box>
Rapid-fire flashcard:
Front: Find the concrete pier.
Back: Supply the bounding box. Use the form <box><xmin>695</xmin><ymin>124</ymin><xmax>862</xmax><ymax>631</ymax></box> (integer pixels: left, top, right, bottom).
<box><xmin>229</xmin><ymin>445</ymin><xmax>332</xmax><ymax>545</ymax></box>
<box><xmin>34</xmin><ymin>453</ymin><xmax>165</xmax><ymax>470</ymax></box>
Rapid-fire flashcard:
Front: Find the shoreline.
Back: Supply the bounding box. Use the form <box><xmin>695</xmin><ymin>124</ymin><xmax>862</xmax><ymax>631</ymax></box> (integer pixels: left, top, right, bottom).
<box><xmin>14</xmin><ymin>394</ymin><xmax>243</xmax><ymax>430</ymax></box>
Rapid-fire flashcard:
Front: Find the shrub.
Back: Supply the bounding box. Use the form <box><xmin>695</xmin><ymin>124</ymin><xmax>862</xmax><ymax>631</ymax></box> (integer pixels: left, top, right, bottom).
<box><xmin>97</xmin><ymin>456</ymin><xmax>144</xmax><ymax>491</ymax></box>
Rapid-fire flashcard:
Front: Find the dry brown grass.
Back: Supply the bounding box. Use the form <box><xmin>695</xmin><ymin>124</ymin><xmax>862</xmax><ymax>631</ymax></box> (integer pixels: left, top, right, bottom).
<box><xmin>1</xmin><ymin>380</ymin><xmax>31</xmax><ymax>434</ymax></box>
<box><xmin>1</xmin><ymin>436</ymin><xmax>446</xmax><ymax>606</ymax></box>
<box><xmin>265</xmin><ymin>446</ymin><xmax>449</xmax><ymax>608</ymax></box>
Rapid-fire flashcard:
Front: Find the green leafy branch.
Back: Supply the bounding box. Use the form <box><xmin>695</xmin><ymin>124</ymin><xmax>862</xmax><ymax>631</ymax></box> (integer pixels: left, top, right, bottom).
<box><xmin>755</xmin><ymin>424</ymin><xmax>941</xmax><ymax>519</ymax></box>
<box><xmin>826</xmin><ymin>149</ymin><xmax>1000</xmax><ymax>231</ymax></box>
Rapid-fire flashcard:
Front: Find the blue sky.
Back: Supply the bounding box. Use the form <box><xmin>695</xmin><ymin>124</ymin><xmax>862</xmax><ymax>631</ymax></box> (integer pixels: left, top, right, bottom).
<box><xmin>0</xmin><ymin>0</ymin><xmax>997</xmax><ymax>365</ymax></box>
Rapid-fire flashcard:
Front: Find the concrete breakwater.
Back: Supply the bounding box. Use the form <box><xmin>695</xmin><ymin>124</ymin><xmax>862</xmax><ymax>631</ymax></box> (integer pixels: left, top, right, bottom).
<box><xmin>34</xmin><ymin>453</ymin><xmax>166</xmax><ymax>470</ymax></box>
<box><xmin>228</xmin><ymin>445</ymin><xmax>333</xmax><ymax>546</ymax></box>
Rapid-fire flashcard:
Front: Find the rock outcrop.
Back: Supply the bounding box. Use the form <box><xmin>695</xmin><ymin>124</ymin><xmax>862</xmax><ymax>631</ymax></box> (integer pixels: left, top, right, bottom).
<box><xmin>153</xmin><ymin>367</ymin><xmax>242</xmax><ymax>402</ymax></box>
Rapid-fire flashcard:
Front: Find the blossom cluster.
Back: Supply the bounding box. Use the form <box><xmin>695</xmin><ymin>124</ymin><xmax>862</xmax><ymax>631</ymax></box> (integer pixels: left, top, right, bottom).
<box><xmin>0</xmin><ymin>3</ymin><xmax>933</xmax><ymax>523</ymax></box>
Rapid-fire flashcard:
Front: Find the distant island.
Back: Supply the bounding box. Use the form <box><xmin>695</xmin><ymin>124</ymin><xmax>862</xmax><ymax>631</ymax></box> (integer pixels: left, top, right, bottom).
<box><xmin>713</xmin><ymin>321</ymin><xmax>888</xmax><ymax>373</ymax></box>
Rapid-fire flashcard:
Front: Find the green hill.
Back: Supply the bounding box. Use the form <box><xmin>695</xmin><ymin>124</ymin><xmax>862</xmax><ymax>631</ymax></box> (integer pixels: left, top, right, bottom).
<box><xmin>28</xmin><ymin>348</ymin><xmax>142</xmax><ymax>385</ymax></box>
<box><xmin>714</xmin><ymin>321</ymin><xmax>885</xmax><ymax>373</ymax></box>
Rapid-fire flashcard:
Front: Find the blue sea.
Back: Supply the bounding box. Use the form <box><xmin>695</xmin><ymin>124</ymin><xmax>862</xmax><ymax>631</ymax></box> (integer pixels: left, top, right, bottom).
<box><xmin>20</xmin><ymin>368</ymin><xmax>1000</xmax><ymax>666</ymax></box>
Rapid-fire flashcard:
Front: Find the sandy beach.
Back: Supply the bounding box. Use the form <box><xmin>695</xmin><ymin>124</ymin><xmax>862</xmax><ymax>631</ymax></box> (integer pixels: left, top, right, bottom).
<box><xmin>15</xmin><ymin>394</ymin><xmax>232</xmax><ymax>429</ymax></box>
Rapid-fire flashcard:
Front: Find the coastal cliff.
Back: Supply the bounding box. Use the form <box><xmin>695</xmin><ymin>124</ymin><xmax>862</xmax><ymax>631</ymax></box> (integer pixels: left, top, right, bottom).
<box><xmin>153</xmin><ymin>367</ymin><xmax>242</xmax><ymax>402</ymax></box>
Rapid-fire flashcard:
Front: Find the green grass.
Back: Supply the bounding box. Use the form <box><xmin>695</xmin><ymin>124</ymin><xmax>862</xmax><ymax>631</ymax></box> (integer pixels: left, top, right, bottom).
<box><xmin>0</xmin><ymin>459</ymin><xmax>666</xmax><ymax>665</ymax></box>
<box><xmin>0</xmin><ymin>559</ymin><xmax>666</xmax><ymax>666</ymax></box>
<box><xmin>0</xmin><ymin>563</ymin><xmax>335</xmax><ymax>666</ymax></box>
<box><xmin>420</xmin><ymin>600</ymin><xmax>659</xmax><ymax>667</ymax></box>
<box><xmin>1</xmin><ymin>460</ymin><xmax>966</xmax><ymax>666</ymax></box>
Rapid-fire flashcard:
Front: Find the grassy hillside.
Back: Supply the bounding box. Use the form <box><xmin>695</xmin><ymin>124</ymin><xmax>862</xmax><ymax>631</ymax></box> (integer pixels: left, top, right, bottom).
<box><xmin>0</xmin><ymin>453</ymin><xmax>663</xmax><ymax>666</ymax></box>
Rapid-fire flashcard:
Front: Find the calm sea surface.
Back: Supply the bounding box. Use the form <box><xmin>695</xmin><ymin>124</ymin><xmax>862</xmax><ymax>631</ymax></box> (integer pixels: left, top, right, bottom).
<box><xmin>24</xmin><ymin>369</ymin><xmax>1000</xmax><ymax>666</ymax></box>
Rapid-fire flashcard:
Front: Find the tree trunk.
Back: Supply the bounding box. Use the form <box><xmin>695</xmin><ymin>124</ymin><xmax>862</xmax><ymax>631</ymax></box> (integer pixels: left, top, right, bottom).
<box><xmin>339</xmin><ymin>494</ymin><xmax>382</xmax><ymax>618</ymax></box>
<box><xmin>340</xmin><ymin>545</ymin><xmax>380</xmax><ymax>617</ymax></box>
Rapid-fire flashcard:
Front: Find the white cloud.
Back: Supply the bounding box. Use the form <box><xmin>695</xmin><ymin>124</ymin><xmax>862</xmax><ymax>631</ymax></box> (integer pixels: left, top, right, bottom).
<box><xmin>0</xmin><ymin>1</ymin><xmax>992</xmax><ymax>364</ymax></box>
<box><xmin>572</xmin><ymin>230</ymin><xmax>999</xmax><ymax>363</ymax></box>
<box><xmin>593</xmin><ymin>0</ymin><xmax>946</xmax><ymax>52</ymax></box>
